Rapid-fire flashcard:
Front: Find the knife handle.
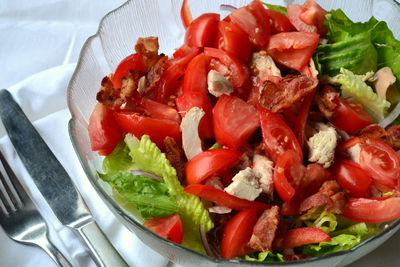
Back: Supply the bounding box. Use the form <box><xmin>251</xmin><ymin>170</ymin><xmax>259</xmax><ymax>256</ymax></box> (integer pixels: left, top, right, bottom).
<box><xmin>75</xmin><ymin>221</ymin><xmax>128</xmax><ymax>267</ymax></box>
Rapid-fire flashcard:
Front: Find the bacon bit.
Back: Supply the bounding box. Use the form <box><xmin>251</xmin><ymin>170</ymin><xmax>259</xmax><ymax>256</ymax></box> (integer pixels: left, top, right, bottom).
<box><xmin>328</xmin><ymin>192</ymin><xmax>346</xmax><ymax>214</ymax></box>
<box><xmin>259</xmin><ymin>74</ymin><xmax>318</xmax><ymax>112</ymax></box>
<box><xmin>164</xmin><ymin>136</ymin><xmax>187</xmax><ymax>182</ymax></box>
<box><xmin>248</xmin><ymin>206</ymin><xmax>280</xmax><ymax>251</ymax></box>
<box><xmin>357</xmin><ymin>124</ymin><xmax>387</xmax><ymax>141</ymax></box>
<box><xmin>120</xmin><ymin>71</ymin><xmax>142</xmax><ymax>101</ymax></box>
<box><xmin>96</xmin><ymin>76</ymin><xmax>125</xmax><ymax>109</ymax></box>
<box><xmin>146</xmin><ymin>56</ymin><xmax>168</xmax><ymax>94</ymax></box>
<box><xmin>135</xmin><ymin>37</ymin><xmax>161</xmax><ymax>70</ymax></box>
<box><xmin>387</xmin><ymin>125</ymin><xmax>400</xmax><ymax>150</ymax></box>
<box><xmin>314</xmin><ymin>85</ymin><xmax>339</xmax><ymax>120</ymax></box>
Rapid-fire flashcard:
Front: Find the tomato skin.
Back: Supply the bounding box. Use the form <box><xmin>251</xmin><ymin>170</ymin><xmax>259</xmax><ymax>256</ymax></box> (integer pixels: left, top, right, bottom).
<box><xmin>113</xmin><ymin>111</ymin><xmax>181</xmax><ymax>148</ymax></box>
<box><xmin>185</xmin><ymin>13</ymin><xmax>220</xmax><ymax>48</ymax></box>
<box><xmin>293</xmin><ymin>88</ymin><xmax>317</xmax><ymax>147</ymax></box>
<box><xmin>343</xmin><ymin>197</ymin><xmax>400</xmax><ymax>223</ymax></box>
<box><xmin>111</xmin><ymin>53</ymin><xmax>146</xmax><ymax>89</ymax></box>
<box><xmin>185</xmin><ymin>149</ymin><xmax>241</xmax><ymax>185</ymax></box>
<box><xmin>180</xmin><ymin>0</ymin><xmax>192</xmax><ymax>29</ymax></box>
<box><xmin>273</xmin><ymin>150</ymin><xmax>298</xmax><ymax>202</ymax></box>
<box><xmin>283</xmin><ymin>227</ymin><xmax>331</xmax><ymax>249</ymax></box>
<box><xmin>184</xmin><ymin>184</ymin><xmax>270</xmax><ymax>210</ymax></box>
<box><xmin>258</xmin><ymin>107</ymin><xmax>303</xmax><ymax>163</ymax></box>
<box><xmin>175</xmin><ymin>91</ymin><xmax>214</xmax><ymax>139</ymax></box>
<box><xmin>221</xmin><ymin>208</ymin><xmax>258</xmax><ymax>259</ymax></box>
<box><xmin>264</xmin><ymin>9</ymin><xmax>295</xmax><ymax>34</ymax></box>
<box><xmin>88</xmin><ymin>103</ymin><xmax>122</xmax><ymax>152</ymax></box>
<box><xmin>267</xmin><ymin>32</ymin><xmax>319</xmax><ymax>71</ymax></box>
<box><xmin>139</xmin><ymin>98</ymin><xmax>180</xmax><ymax>123</ymax></box>
<box><xmin>218</xmin><ymin>21</ymin><xmax>252</xmax><ymax>62</ymax></box>
<box><xmin>333</xmin><ymin>159</ymin><xmax>372</xmax><ymax>197</ymax></box>
<box><xmin>359</xmin><ymin>139</ymin><xmax>400</xmax><ymax>188</ymax></box>
<box><xmin>287</xmin><ymin>1</ymin><xmax>327</xmax><ymax>34</ymax></box>
<box><xmin>143</xmin><ymin>213</ymin><xmax>183</xmax><ymax>244</ymax></box>
<box><xmin>182</xmin><ymin>53</ymin><xmax>210</xmax><ymax>95</ymax></box>
<box><xmin>330</xmin><ymin>98</ymin><xmax>373</xmax><ymax>135</ymax></box>
<box><xmin>213</xmin><ymin>95</ymin><xmax>260</xmax><ymax>149</ymax></box>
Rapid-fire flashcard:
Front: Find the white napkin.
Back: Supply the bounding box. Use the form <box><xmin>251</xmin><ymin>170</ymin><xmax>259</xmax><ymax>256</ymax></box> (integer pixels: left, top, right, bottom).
<box><xmin>0</xmin><ymin>64</ymin><xmax>170</xmax><ymax>267</ymax></box>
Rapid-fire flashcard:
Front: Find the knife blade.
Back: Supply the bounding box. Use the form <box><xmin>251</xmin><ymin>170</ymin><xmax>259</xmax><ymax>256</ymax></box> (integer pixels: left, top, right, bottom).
<box><xmin>0</xmin><ymin>89</ymin><xmax>127</xmax><ymax>267</ymax></box>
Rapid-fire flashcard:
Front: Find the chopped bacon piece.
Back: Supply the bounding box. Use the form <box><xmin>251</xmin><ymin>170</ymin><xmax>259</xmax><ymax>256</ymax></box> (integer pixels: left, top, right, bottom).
<box><xmin>387</xmin><ymin>125</ymin><xmax>400</xmax><ymax>150</ymax></box>
<box><xmin>357</xmin><ymin>124</ymin><xmax>387</xmax><ymax>141</ymax></box>
<box><xmin>248</xmin><ymin>206</ymin><xmax>280</xmax><ymax>251</ymax></box>
<box><xmin>299</xmin><ymin>192</ymin><xmax>331</xmax><ymax>213</ymax></box>
<box><xmin>259</xmin><ymin>74</ymin><xmax>318</xmax><ymax>112</ymax></box>
<box><xmin>120</xmin><ymin>70</ymin><xmax>142</xmax><ymax>101</ymax></box>
<box><xmin>329</xmin><ymin>192</ymin><xmax>346</xmax><ymax>214</ymax></box>
<box><xmin>314</xmin><ymin>86</ymin><xmax>339</xmax><ymax>119</ymax></box>
<box><xmin>146</xmin><ymin>56</ymin><xmax>168</xmax><ymax>94</ymax></box>
<box><xmin>164</xmin><ymin>136</ymin><xmax>187</xmax><ymax>182</ymax></box>
<box><xmin>96</xmin><ymin>76</ymin><xmax>125</xmax><ymax>109</ymax></box>
<box><xmin>135</xmin><ymin>37</ymin><xmax>161</xmax><ymax>70</ymax></box>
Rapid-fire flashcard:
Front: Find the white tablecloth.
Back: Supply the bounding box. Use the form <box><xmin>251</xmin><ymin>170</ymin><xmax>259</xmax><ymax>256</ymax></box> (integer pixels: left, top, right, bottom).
<box><xmin>1</xmin><ymin>0</ymin><xmax>400</xmax><ymax>266</ymax></box>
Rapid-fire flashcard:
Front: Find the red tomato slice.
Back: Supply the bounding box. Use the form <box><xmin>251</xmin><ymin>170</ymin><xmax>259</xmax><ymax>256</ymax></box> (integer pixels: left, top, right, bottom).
<box><xmin>333</xmin><ymin>159</ymin><xmax>372</xmax><ymax>197</ymax></box>
<box><xmin>287</xmin><ymin>4</ymin><xmax>317</xmax><ymax>33</ymax></box>
<box><xmin>185</xmin><ymin>13</ymin><xmax>220</xmax><ymax>48</ymax></box>
<box><xmin>267</xmin><ymin>32</ymin><xmax>319</xmax><ymax>71</ymax></box>
<box><xmin>337</xmin><ymin>137</ymin><xmax>362</xmax><ymax>153</ymax></box>
<box><xmin>221</xmin><ymin>208</ymin><xmax>258</xmax><ymax>259</ymax></box>
<box><xmin>359</xmin><ymin>139</ymin><xmax>400</xmax><ymax>188</ymax></box>
<box><xmin>182</xmin><ymin>53</ymin><xmax>210</xmax><ymax>95</ymax></box>
<box><xmin>264</xmin><ymin>9</ymin><xmax>295</xmax><ymax>34</ymax></box>
<box><xmin>213</xmin><ymin>95</ymin><xmax>260</xmax><ymax>149</ymax></box>
<box><xmin>258</xmin><ymin>107</ymin><xmax>303</xmax><ymax>163</ymax></box>
<box><xmin>343</xmin><ymin>197</ymin><xmax>400</xmax><ymax>223</ymax></box>
<box><xmin>185</xmin><ymin>149</ymin><xmax>241</xmax><ymax>184</ymax></box>
<box><xmin>111</xmin><ymin>53</ymin><xmax>146</xmax><ymax>89</ymax></box>
<box><xmin>139</xmin><ymin>98</ymin><xmax>180</xmax><ymax>123</ymax></box>
<box><xmin>175</xmin><ymin>91</ymin><xmax>213</xmax><ymax>139</ymax></box>
<box><xmin>204</xmin><ymin>47</ymin><xmax>250</xmax><ymax>89</ymax></box>
<box><xmin>88</xmin><ymin>103</ymin><xmax>122</xmax><ymax>152</ymax></box>
<box><xmin>113</xmin><ymin>111</ymin><xmax>181</xmax><ymax>148</ymax></box>
<box><xmin>230</xmin><ymin>0</ymin><xmax>270</xmax><ymax>48</ymax></box>
<box><xmin>184</xmin><ymin>184</ymin><xmax>270</xmax><ymax>211</ymax></box>
<box><xmin>299</xmin><ymin>0</ymin><xmax>328</xmax><ymax>35</ymax></box>
<box><xmin>293</xmin><ymin>88</ymin><xmax>316</xmax><ymax>147</ymax></box>
<box><xmin>218</xmin><ymin>21</ymin><xmax>252</xmax><ymax>62</ymax></box>
<box><xmin>180</xmin><ymin>0</ymin><xmax>192</xmax><ymax>29</ymax></box>
<box><xmin>143</xmin><ymin>213</ymin><xmax>183</xmax><ymax>244</ymax></box>
<box><xmin>283</xmin><ymin>227</ymin><xmax>331</xmax><ymax>249</ymax></box>
<box><xmin>157</xmin><ymin>46</ymin><xmax>200</xmax><ymax>102</ymax></box>
<box><xmin>273</xmin><ymin>150</ymin><xmax>298</xmax><ymax>203</ymax></box>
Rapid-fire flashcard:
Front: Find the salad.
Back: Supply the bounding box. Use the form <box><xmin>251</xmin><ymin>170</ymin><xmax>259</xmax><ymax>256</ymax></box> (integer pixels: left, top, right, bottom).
<box><xmin>88</xmin><ymin>0</ymin><xmax>400</xmax><ymax>262</ymax></box>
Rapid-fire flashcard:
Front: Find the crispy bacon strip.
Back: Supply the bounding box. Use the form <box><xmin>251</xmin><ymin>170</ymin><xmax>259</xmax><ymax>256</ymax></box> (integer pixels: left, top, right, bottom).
<box><xmin>314</xmin><ymin>85</ymin><xmax>339</xmax><ymax>120</ymax></box>
<box><xmin>248</xmin><ymin>206</ymin><xmax>280</xmax><ymax>251</ymax></box>
<box><xmin>259</xmin><ymin>74</ymin><xmax>318</xmax><ymax>112</ymax></box>
<box><xmin>357</xmin><ymin>124</ymin><xmax>387</xmax><ymax>140</ymax></box>
<box><xmin>135</xmin><ymin>37</ymin><xmax>161</xmax><ymax>70</ymax></box>
<box><xmin>164</xmin><ymin>136</ymin><xmax>187</xmax><ymax>182</ymax></box>
<box><xmin>96</xmin><ymin>76</ymin><xmax>124</xmax><ymax>109</ymax></box>
<box><xmin>386</xmin><ymin>125</ymin><xmax>400</xmax><ymax>150</ymax></box>
<box><xmin>146</xmin><ymin>56</ymin><xmax>168</xmax><ymax>94</ymax></box>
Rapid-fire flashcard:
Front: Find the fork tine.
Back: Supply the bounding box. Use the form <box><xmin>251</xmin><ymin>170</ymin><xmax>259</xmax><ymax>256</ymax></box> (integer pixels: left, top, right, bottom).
<box><xmin>0</xmin><ymin>177</ymin><xmax>14</xmax><ymax>214</ymax></box>
<box><xmin>0</xmin><ymin>151</ymin><xmax>26</xmax><ymax>210</ymax></box>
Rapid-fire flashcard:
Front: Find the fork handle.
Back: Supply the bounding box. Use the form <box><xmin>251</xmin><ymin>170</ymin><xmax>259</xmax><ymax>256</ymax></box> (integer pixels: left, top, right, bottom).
<box><xmin>39</xmin><ymin>236</ymin><xmax>73</xmax><ymax>267</ymax></box>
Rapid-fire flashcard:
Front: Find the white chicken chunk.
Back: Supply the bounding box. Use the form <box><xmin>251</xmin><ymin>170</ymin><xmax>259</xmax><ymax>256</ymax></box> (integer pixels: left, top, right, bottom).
<box><xmin>207</xmin><ymin>70</ymin><xmax>233</xmax><ymax>97</ymax></box>
<box><xmin>251</xmin><ymin>51</ymin><xmax>281</xmax><ymax>78</ymax></box>
<box><xmin>224</xmin><ymin>167</ymin><xmax>262</xmax><ymax>201</ymax></box>
<box><xmin>252</xmin><ymin>154</ymin><xmax>274</xmax><ymax>196</ymax></box>
<box><xmin>180</xmin><ymin>107</ymin><xmax>204</xmax><ymax>160</ymax></box>
<box><xmin>347</xmin><ymin>143</ymin><xmax>361</xmax><ymax>164</ymax></box>
<box><xmin>308</xmin><ymin>124</ymin><xmax>338</xmax><ymax>168</ymax></box>
<box><xmin>374</xmin><ymin>67</ymin><xmax>396</xmax><ymax>100</ymax></box>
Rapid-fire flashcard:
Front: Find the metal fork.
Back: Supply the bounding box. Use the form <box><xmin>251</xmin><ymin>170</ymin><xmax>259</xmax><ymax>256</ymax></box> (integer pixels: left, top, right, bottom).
<box><xmin>0</xmin><ymin>150</ymin><xmax>72</xmax><ymax>267</ymax></box>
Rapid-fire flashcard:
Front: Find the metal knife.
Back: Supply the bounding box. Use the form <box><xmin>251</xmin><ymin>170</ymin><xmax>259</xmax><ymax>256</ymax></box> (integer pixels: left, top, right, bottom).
<box><xmin>0</xmin><ymin>89</ymin><xmax>128</xmax><ymax>267</ymax></box>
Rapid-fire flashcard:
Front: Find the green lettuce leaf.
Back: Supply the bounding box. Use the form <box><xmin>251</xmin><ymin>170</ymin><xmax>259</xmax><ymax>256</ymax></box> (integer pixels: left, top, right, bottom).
<box><xmin>102</xmin><ymin>142</ymin><xmax>136</xmax><ymax>174</ymax></box>
<box><xmin>263</xmin><ymin>3</ymin><xmax>287</xmax><ymax>16</ymax></box>
<box><xmin>330</xmin><ymin>68</ymin><xmax>391</xmax><ymax>121</ymax></box>
<box><xmin>99</xmin><ymin>172</ymin><xmax>178</xmax><ymax>219</ymax></box>
<box><xmin>209</xmin><ymin>142</ymin><xmax>222</xmax><ymax>150</ymax></box>
<box><xmin>300</xmin><ymin>207</ymin><xmax>338</xmax><ymax>233</ymax></box>
<box><xmin>332</xmin><ymin>222</ymin><xmax>380</xmax><ymax>238</ymax></box>
<box><xmin>238</xmin><ymin>251</ymin><xmax>284</xmax><ymax>262</ymax></box>
<box><xmin>301</xmin><ymin>234</ymin><xmax>361</xmax><ymax>256</ymax></box>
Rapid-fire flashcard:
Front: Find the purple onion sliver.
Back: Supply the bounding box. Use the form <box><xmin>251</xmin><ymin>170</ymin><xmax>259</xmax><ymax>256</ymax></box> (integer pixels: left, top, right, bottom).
<box><xmin>199</xmin><ymin>224</ymin><xmax>217</xmax><ymax>258</ymax></box>
<box><xmin>131</xmin><ymin>170</ymin><xmax>163</xmax><ymax>181</ymax></box>
<box><xmin>220</xmin><ymin>4</ymin><xmax>237</xmax><ymax>12</ymax></box>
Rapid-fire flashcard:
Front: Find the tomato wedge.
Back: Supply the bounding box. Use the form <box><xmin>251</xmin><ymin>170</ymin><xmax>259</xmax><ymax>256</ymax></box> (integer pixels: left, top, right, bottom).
<box><xmin>182</xmin><ymin>53</ymin><xmax>210</xmax><ymax>95</ymax></box>
<box><xmin>185</xmin><ymin>149</ymin><xmax>241</xmax><ymax>184</ymax></box>
<box><xmin>267</xmin><ymin>32</ymin><xmax>320</xmax><ymax>71</ymax></box>
<box><xmin>143</xmin><ymin>213</ymin><xmax>183</xmax><ymax>244</ymax></box>
<box><xmin>359</xmin><ymin>139</ymin><xmax>400</xmax><ymax>188</ymax></box>
<box><xmin>283</xmin><ymin>227</ymin><xmax>331</xmax><ymax>249</ymax></box>
<box><xmin>343</xmin><ymin>197</ymin><xmax>400</xmax><ymax>223</ymax></box>
<box><xmin>139</xmin><ymin>98</ymin><xmax>180</xmax><ymax>123</ymax></box>
<box><xmin>299</xmin><ymin>0</ymin><xmax>328</xmax><ymax>35</ymax></box>
<box><xmin>111</xmin><ymin>53</ymin><xmax>146</xmax><ymax>89</ymax></box>
<box><xmin>264</xmin><ymin>9</ymin><xmax>295</xmax><ymax>34</ymax></box>
<box><xmin>185</xmin><ymin>13</ymin><xmax>220</xmax><ymax>48</ymax></box>
<box><xmin>287</xmin><ymin>4</ymin><xmax>317</xmax><ymax>33</ymax></box>
<box><xmin>213</xmin><ymin>95</ymin><xmax>260</xmax><ymax>149</ymax></box>
<box><xmin>218</xmin><ymin>21</ymin><xmax>252</xmax><ymax>62</ymax></box>
<box><xmin>175</xmin><ymin>91</ymin><xmax>213</xmax><ymax>139</ymax></box>
<box><xmin>259</xmin><ymin>107</ymin><xmax>302</xmax><ymax>163</ymax></box>
<box><xmin>273</xmin><ymin>150</ymin><xmax>300</xmax><ymax>203</ymax></box>
<box><xmin>221</xmin><ymin>208</ymin><xmax>258</xmax><ymax>259</ymax></box>
<box><xmin>113</xmin><ymin>111</ymin><xmax>181</xmax><ymax>148</ymax></box>
<box><xmin>180</xmin><ymin>0</ymin><xmax>192</xmax><ymax>29</ymax></box>
<box><xmin>330</xmin><ymin>98</ymin><xmax>374</xmax><ymax>135</ymax></box>
<box><xmin>184</xmin><ymin>184</ymin><xmax>270</xmax><ymax>211</ymax></box>
<box><xmin>333</xmin><ymin>159</ymin><xmax>372</xmax><ymax>197</ymax></box>
<box><xmin>88</xmin><ymin>103</ymin><xmax>122</xmax><ymax>153</ymax></box>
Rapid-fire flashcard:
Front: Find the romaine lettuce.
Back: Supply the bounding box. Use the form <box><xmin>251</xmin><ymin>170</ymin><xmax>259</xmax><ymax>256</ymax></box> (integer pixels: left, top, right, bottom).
<box><xmin>239</xmin><ymin>251</ymin><xmax>284</xmax><ymax>262</ymax></box>
<box><xmin>263</xmin><ymin>3</ymin><xmax>287</xmax><ymax>16</ymax></box>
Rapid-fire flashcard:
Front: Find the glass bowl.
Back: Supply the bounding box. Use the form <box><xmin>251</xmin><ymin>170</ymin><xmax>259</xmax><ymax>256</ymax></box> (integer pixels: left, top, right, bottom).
<box><xmin>67</xmin><ymin>0</ymin><xmax>400</xmax><ymax>266</ymax></box>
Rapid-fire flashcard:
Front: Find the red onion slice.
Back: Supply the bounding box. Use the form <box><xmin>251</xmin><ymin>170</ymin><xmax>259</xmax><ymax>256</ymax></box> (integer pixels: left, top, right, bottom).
<box><xmin>379</xmin><ymin>102</ymin><xmax>400</xmax><ymax>128</ymax></box>
<box><xmin>131</xmin><ymin>170</ymin><xmax>163</xmax><ymax>181</ymax></box>
<box><xmin>220</xmin><ymin>4</ymin><xmax>237</xmax><ymax>12</ymax></box>
<box><xmin>199</xmin><ymin>224</ymin><xmax>217</xmax><ymax>258</ymax></box>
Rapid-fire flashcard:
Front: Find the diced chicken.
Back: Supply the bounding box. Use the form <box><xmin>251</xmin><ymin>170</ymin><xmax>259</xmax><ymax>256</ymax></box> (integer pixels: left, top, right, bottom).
<box><xmin>208</xmin><ymin>206</ymin><xmax>232</xmax><ymax>214</ymax></box>
<box><xmin>207</xmin><ymin>70</ymin><xmax>233</xmax><ymax>97</ymax></box>
<box><xmin>251</xmin><ymin>51</ymin><xmax>281</xmax><ymax>79</ymax></box>
<box><xmin>374</xmin><ymin>67</ymin><xmax>396</xmax><ymax>100</ymax></box>
<box><xmin>180</xmin><ymin>107</ymin><xmax>204</xmax><ymax>160</ymax></box>
<box><xmin>224</xmin><ymin>167</ymin><xmax>262</xmax><ymax>201</ymax></box>
<box><xmin>252</xmin><ymin>154</ymin><xmax>274</xmax><ymax>196</ymax></box>
<box><xmin>248</xmin><ymin>206</ymin><xmax>280</xmax><ymax>251</ymax></box>
<box><xmin>347</xmin><ymin>143</ymin><xmax>361</xmax><ymax>164</ymax></box>
<box><xmin>308</xmin><ymin>123</ymin><xmax>338</xmax><ymax>168</ymax></box>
